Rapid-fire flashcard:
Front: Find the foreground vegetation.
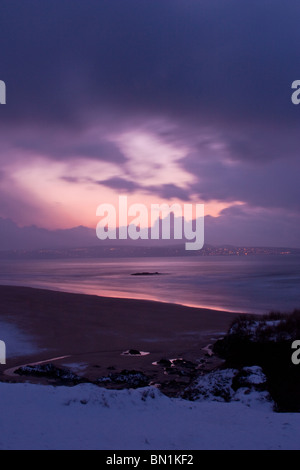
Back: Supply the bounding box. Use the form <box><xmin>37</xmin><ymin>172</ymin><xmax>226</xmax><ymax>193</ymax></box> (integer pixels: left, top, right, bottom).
<box><xmin>213</xmin><ymin>310</ymin><xmax>300</xmax><ymax>412</ymax></box>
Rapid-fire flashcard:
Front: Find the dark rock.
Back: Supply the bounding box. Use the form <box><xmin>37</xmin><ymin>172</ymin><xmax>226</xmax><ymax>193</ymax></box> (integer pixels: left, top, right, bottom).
<box><xmin>14</xmin><ymin>363</ymin><xmax>86</xmax><ymax>385</ymax></box>
<box><xmin>165</xmin><ymin>367</ymin><xmax>178</xmax><ymax>375</ymax></box>
<box><xmin>160</xmin><ymin>380</ymin><xmax>192</xmax><ymax>397</ymax></box>
<box><xmin>97</xmin><ymin>369</ymin><xmax>150</xmax><ymax>388</ymax></box>
<box><xmin>172</xmin><ymin>359</ymin><xmax>196</xmax><ymax>369</ymax></box>
<box><xmin>131</xmin><ymin>272</ymin><xmax>161</xmax><ymax>276</ymax></box>
<box><xmin>157</xmin><ymin>358</ymin><xmax>172</xmax><ymax>367</ymax></box>
<box><xmin>128</xmin><ymin>349</ymin><xmax>141</xmax><ymax>355</ymax></box>
<box><xmin>232</xmin><ymin>366</ymin><xmax>267</xmax><ymax>392</ymax></box>
<box><xmin>182</xmin><ymin>369</ymin><xmax>237</xmax><ymax>402</ymax></box>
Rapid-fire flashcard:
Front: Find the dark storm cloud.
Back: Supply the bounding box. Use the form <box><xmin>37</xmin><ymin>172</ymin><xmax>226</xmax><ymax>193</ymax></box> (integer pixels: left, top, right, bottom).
<box><xmin>12</xmin><ymin>133</ymin><xmax>127</xmax><ymax>163</ymax></box>
<box><xmin>205</xmin><ymin>205</ymin><xmax>300</xmax><ymax>248</ymax></box>
<box><xmin>1</xmin><ymin>0</ymin><xmax>300</xmax><ymax>128</ymax></box>
<box><xmin>146</xmin><ymin>184</ymin><xmax>191</xmax><ymax>201</ymax></box>
<box><xmin>97</xmin><ymin>176</ymin><xmax>140</xmax><ymax>193</ymax></box>
<box><xmin>0</xmin><ymin>0</ymin><xmax>300</xmax><ymax>248</ymax></box>
<box><xmin>182</xmin><ymin>149</ymin><xmax>300</xmax><ymax>211</ymax></box>
<box><xmin>95</xmin><ymin>178</ymin><xmax>191</xmax><ymax>201</ymax></box>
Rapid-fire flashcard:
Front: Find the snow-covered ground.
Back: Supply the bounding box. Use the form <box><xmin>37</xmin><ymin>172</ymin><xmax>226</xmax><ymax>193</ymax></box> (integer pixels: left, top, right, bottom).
<box><xmin>1</xmin><ymin>373</ymin><xmax>300</xmax><ymax>450</ymax></box>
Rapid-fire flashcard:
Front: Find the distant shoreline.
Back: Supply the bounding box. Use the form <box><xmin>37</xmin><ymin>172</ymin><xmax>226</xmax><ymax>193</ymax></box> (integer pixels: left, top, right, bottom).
<box><xmin>0</xmin><ymin>244</ymin><xmax>299</xmax><ymax>259</ymax></box>
<box><xmin>0</xmin><ymin>280</ymin><xmax>246</xmax><ymax>314</ymax></box>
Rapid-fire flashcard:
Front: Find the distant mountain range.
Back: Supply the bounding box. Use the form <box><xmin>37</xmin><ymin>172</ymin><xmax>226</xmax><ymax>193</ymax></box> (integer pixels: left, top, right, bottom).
<box><xmin>0</xmin><ymin>217</ymin><xmax>96</xmax><ymax>251</ymax></box>
<box><xmin>0</xmin><ymin>216</ymin><xmax>202</xmax><ymax>251</ymax></box>
<box><xmin>0</xmin><ymin>217</ymin><xmax>299</xmax><ymax>258</ymax></box>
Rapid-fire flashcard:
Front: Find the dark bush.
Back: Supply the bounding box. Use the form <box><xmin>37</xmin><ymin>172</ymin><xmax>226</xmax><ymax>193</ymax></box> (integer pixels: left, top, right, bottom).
<box><xmin>213</xmin><ymin>310</ymin><xmax>300</xmax><ymax>412</ymax></box>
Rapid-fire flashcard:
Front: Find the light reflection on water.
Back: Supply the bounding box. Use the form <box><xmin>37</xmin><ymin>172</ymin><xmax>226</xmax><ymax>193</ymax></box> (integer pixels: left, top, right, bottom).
<box><xmin>0</xmin><ymin>256</ymin><xmax>299</xmax><ymax>314</ymax></box>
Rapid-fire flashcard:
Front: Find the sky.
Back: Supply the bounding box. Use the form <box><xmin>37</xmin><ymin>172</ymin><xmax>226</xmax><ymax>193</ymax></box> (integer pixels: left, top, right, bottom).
<box><xmin>0</xmin><ymin>0</ymin><xmax>300</xmax><ymax>248</ymax></box>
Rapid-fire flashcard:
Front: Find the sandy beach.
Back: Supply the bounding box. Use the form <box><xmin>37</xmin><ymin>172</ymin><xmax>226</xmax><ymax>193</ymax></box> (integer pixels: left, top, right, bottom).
<box><xmin>1</xmin><ymin>285</ymin><xmax>300</xmax><ymax>451</ymax></box>
<box><xmin>0</xmin><ymin>285</ymin><xmax>238</xmax><ymax>390</ymax></box>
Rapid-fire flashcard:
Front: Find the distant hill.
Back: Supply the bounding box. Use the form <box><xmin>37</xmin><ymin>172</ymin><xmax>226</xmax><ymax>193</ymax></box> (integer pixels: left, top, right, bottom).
<box><xmin>0</xmin><ymin>217</ymin><xmax>299</xmax><ymax>258</ymax></box>
<box><xmin>0</xmin><ymin>217</ymin><xmax>97</xmax><ymax>251</ymax></box>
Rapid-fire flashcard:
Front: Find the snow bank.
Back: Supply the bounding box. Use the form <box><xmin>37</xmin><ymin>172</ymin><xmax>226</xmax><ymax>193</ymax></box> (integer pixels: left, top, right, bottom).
<box><xmin>182</xmin><ymin>366</ymin><xmax>270</xmax><ymax>404</ymax></box>
<box><xmin>0</xmin><ymin>379</ymin><xmax>300</xmax><ymax>450</ymax></box>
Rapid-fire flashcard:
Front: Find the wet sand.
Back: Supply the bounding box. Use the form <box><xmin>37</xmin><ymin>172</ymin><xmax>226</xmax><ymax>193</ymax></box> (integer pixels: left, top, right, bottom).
<box><xmin>0</xmin><ymin>285</ymin><xmax>239</xmax><ymax>389</ymax></box>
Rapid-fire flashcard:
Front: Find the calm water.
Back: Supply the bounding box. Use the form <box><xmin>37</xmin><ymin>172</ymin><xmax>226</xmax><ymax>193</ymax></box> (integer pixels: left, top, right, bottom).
<box><xmin>0</xmin><ymin>256</ymin><xmax>299</xmax><ymax>315</ymax></box>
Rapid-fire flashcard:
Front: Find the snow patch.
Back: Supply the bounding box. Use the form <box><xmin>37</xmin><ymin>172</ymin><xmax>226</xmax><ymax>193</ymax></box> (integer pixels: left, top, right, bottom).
<box><xmin>182</xmin><ymin>366</ymin><xmax>272</xmax><ymax>408</ymax></box>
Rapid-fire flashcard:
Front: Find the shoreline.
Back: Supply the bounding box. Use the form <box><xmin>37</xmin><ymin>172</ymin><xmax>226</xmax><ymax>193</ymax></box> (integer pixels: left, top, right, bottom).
<box><xmin>0</xmin><ymin>285</ymin><xmax>239</xmax><ymax>392</ymax></box>
<box><xmin>0</xmin><ymin>280</ymin><xmax>247</xmax><ymax>314</ymax></box>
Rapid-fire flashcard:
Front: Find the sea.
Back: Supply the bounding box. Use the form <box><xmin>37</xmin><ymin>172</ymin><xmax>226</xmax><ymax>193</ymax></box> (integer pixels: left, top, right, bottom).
<box><xmin>0</xmin><ymin>255</ymin><xmax>299</xmax><ymax>315</ymax></box>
